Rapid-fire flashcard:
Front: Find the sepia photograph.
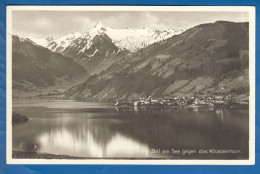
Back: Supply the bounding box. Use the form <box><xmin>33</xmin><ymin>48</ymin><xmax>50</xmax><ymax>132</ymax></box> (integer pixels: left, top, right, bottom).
<box><xmin>6</xmin><ymin>6</ymin><xmax>255</xmax><ymax>164</ymax></box>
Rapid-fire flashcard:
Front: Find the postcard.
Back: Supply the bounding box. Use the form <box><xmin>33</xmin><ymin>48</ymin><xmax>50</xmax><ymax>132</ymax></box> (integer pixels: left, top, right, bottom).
<box><xmin>6</xmin><ymin>6</ymin><xmax>255</xmax><ymax>165</ymax></box>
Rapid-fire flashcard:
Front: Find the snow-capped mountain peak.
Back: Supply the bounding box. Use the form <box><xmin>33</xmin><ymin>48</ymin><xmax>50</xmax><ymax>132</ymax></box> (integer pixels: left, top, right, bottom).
<box><xmin>87</xmin><ymin>22</ymin><xmax>108</xmax><ymax>37</ymax></box>
<box><xmin>25</xmin><ymin>23</ymin><xmax>185</xmax><ymax>53</ymax></box>
<box><xmin>55</xmin><ymin>32</ymin><xmax>81</xmax><ymax>43</ymax></box>
<box><xmin>24</xmin><ymin>36</ymin><xmax>50</xmax><ymax>47</ymax></box>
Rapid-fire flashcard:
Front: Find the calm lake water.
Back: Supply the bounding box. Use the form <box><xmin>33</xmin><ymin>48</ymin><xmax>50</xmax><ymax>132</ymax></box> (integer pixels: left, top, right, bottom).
<box><xmin>12</xmin><ymin>100</ymin><xmax>249</xmax><ymax>159</ymax></box>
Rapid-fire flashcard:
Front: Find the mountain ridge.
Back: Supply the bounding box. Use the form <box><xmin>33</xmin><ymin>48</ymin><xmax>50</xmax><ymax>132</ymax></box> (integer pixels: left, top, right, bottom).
<box><xmin>64</xmin><ymin>21</ymin><xmax>249</xmax><ymax>101</ymax></box>
<box><xmin>24</xmin><ymin>22</ymin><xmax>184</xmax><ymax>74</ymax></box>
<box><xmin>12</xmin><ymin>35</ymin><xmax>89</xmax><ymax>97</ymax></box>
<box><xmin>25</xmin><ymin>22</ymin><xmax>184</xmax><ymax>52</ymax></box>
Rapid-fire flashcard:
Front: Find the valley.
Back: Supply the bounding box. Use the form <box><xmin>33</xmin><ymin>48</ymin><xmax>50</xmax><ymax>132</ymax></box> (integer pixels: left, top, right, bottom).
<box><xmin>13</xmin><ymin>21</ymin><xmax>249</xmax><ymax>102</ymax></box>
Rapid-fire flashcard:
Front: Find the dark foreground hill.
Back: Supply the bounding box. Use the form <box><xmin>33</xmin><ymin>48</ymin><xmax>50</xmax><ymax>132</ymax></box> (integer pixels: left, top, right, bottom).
<box><xmin>65</xmin><ymin>21</ymin><xmax>249</xmax><ymax>101</ymax></box>
<box><xmin>12</xmin><ymin>36</ymin><xmax>88</xmax><ymax>98</ymax></box>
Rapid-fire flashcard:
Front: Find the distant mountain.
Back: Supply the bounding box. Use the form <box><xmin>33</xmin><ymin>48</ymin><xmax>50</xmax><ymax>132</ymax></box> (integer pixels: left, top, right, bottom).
<box><xmin>27</xmin><ymin>22</ymin><xmax>183</xmax><ymax>52</ymax></box>
<box><xmin>58</xmin><ymin>32</ymin><xmax>128</xmax><ymax>74</ymax></box>
<box><xmin>25</xmin><ymin>22</ymin><xmax>183</xmax><ymax>74</ymax></box>
<box><xmin>65</xmin><ymin>21</ymin><xmax>249</xmax><ymax>101</ymax></box>
<box><xmin>12</xmin><ymin>35</ymin><xmax>88</xmax><ymax>97</ymax></box>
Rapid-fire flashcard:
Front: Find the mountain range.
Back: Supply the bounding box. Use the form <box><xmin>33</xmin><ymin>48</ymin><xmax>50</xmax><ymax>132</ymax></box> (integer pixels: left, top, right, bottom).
<box><xmin>25</xmin><ymin>22</ymin><xmax>184</xmax><ymax>74</ymax></box>
<box><xmin>64</xmin><ymin>21</ymin><xmax>249</xmax><ymax>101</ymax></box>
<box><xmin>13</xmin><ymin>21</ymin><xmax>249</xmax><ymax>100</ymax></box>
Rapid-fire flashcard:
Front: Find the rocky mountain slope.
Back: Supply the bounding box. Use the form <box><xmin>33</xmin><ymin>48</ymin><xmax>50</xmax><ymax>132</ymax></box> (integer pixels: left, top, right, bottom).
<box><xmin>12</xmin><ymin>35</ymin><xmax>88</xmax><ymax>97</ymax></box>
<box><xmin>64</xmin><ymin>21</ymin><xmax>249</xmax><ymax>101</ymax></box>
<box><xmin>26</xmin><ymin>22</ymin><xmax>183</xmax><ymax>74</ymax></box>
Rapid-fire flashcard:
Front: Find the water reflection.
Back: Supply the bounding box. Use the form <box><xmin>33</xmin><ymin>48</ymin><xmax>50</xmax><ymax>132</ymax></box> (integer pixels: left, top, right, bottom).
<box><xmin>13</xmin><ymin>100</ymin><xmax>249</xmax><ymax>159</ymax></box>
<box><xmin>36</xmin><ymin>116</ymin><xmax>149</xmax><ymax>158</ymax></box>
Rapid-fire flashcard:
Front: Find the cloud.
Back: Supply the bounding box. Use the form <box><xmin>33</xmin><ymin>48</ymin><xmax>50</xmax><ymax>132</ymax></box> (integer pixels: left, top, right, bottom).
<box><xmin>34</xmin><ymin>18</ymin><xmax>53</xmax><ymax>28</ymax></box>
<box><xmin>99</xmin><ymin>13</ymin><xmax>133</xmax><ymax>28</ymax></box>
<box><xmin>142</xmin><ymin>12</ymin><xmax>169</xmax><ymax>29</ymax></box>
<box><xmin>11</xmin><ymin>10</ymin><xmax>249</xmax><ymax>38</ymax></box>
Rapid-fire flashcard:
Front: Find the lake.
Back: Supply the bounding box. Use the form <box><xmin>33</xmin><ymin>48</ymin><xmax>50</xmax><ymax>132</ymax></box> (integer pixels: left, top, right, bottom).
<box><xmin>12</xmin><ymin>100</ymin><xmax>249</xmax><ymax>159</ymax></box>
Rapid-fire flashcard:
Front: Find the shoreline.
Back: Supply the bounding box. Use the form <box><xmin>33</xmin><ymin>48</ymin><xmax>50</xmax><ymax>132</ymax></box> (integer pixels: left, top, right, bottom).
<box><xmin>12</xmin><ymin>150</ymin><xmax>248</xmax><ymax>160</ymax></box>
<box><xmin>12</xmin><ymin>151</ymin><xmax>84</xmax><ymax>159</ymax></box>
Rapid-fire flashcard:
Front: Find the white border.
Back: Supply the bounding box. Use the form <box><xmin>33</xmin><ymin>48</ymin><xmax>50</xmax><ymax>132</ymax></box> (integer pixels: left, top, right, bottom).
<box><xmin>6</xmin><ymin>6</ymin><xmax>256</xmax><ymax>165</ymax></box>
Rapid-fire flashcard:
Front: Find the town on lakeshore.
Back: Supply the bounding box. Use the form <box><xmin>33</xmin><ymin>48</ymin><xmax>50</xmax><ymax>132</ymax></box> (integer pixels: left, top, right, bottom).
<box><xmin>115</xmin><ymin>94</ymin><xmax>249</xmax><ymax>108</ymax></box>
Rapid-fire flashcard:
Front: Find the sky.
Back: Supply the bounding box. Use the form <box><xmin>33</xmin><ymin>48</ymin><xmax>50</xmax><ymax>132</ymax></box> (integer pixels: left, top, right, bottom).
<box><xmin>12</xmin><ymin>11</ymin><xmax>249</xmax><ymax>38</ymax></box>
